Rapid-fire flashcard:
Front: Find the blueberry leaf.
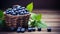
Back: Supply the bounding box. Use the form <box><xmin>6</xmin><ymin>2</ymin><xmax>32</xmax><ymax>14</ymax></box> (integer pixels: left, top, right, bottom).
<box><xmin>36</xmin><ymin>21</ymin><xmax>47</xmax><ymax>28</ymax></box>
<box><xmin>36</xmin><ymin>14</ymin><xmax>42</xmax><ymax>21</ymax></box>
<box><xmin>26</xmin><ymin>2</ymin><xmax>33</xmax><ymax>12</ymax></box>
<box><xmin>0</xmin><ymin>10</ymin><xmax>4</xmax><ymax>20</ymax></box>
<box><xmin>30</xmin><ymin>13</ymin><xmax>37</xmax><ymax>20</ymax></box>
<box><xmin>0</xmin><ymin>20</ymin><xmax>5</xmax><ymax>28</ymax></box>
<box><xmin>30</xmin><ymin>13</ymin><xmax>42</xmax><ymax>21</ymax></box>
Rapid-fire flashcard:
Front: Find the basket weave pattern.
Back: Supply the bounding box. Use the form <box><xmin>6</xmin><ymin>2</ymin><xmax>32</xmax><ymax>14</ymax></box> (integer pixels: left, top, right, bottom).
<box><xmin>4</xmin><ymin>14</ymin><xmax>30</xmax><ymax>28</ymax></box>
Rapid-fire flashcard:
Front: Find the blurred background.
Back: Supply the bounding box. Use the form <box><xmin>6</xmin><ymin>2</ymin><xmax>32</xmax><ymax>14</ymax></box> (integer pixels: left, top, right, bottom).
<box><xmin>0</xmin><ymin>0</ymin><xmax>60</xmax><ymax>34</ymax></box>
<box><xmin>0</xmin><ymin>0</ymin><xmax>60</xmax><ymax>10</ymax></box>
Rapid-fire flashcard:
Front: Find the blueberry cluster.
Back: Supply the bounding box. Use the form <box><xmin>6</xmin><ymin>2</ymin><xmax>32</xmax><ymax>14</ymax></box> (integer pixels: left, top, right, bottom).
<box><xmin>5</xmin><ymin>5</ymin><xmax>29</xmax><ymax>15</ymax></box>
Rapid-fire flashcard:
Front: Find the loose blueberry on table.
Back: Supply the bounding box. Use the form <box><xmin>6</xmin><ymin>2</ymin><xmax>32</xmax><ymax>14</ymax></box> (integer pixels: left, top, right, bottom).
<box><xmin>47</xmin><ymin>27</ymin><xmax>51</xmax><ymax>32</ymax></box>
<box><xmin>32</xmin><ymin>27</ymin><xmax>36</xmax><ymax>31</ymax></box>
<box><xmin>20</xmin><ymin>28</ymin><xmax>25</xmax><ymax>33</ymax></box>
<box><xmin>37</xmin><ymin>28</ymin><xmax>41</xmax><ymax>31</ymax></box>
<box><xmin>9</xmin><ymin>27</ymin><xmax>16</xmax><ymax>31</ymax></box>
<box><xmin>28</xmin><ymin>27</ymin><xmax>33</xmax><ymax>32</ymax></box>
<box><xmin>17</xmin><ymin>27</ymin><xmax>21</xmax><ymax>33</ymax></box>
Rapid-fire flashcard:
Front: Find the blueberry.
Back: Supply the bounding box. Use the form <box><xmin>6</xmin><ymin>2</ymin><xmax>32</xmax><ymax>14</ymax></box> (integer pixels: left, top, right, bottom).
<box><xmin>11</xmin><ymin>12</ymin><xmax>17</xmax><ymax>15</ymax></box>
<box><xmin>22</xmin><ymin>7</ymin><xmax>25</xmax><ymax>9</ymax></box>
<box><xmin>28</xmin><ymin>27</ymin><xmax>32</xmax><ymax>32</ymax></box>
<box><xmin>10</xmin><ymin>27</ymin><xmax>15</xmax><ymax>31</ymax></box>
<box><xmin>9</xmin><ymin>11</ymin><xmax>12</xmax><ymax>12</ymax></box>
<box><xmin>26</xmin><ymin>12</ymin><xmax>29</xmax><ymax>14</ymax></box>
<box><xmin>24</xmin><ymin>11</ymin><xmax>27</xmax><ymax>14</ymax></box>
<box><xmin>17</xmin><ymin>28</ymin><xmax>21</xmax><ymax>33</ymax></box>
<box><xmin>17</xmin><ymin>27</ymin><xmax>21</xmax><ymax>33</ymax></box>
<box><xmin>20</xmin><ymin>12</ymin><xmax>24</xmax><ymax>15</ymax></box>
<box><xmin>25</xmin><ymin>9</ymin><xmax>28</xmax><ymax>12</ymax></box>
<box><xmin>21</xmin><ymin>28</ymin><xmax>25</xmax><ymax>33</ymax></box>
<box><xmin>14</xmin><ymin>11</ymin><xmax>18</xmax><ymax>14</ymax></box>
<box><xmin>6</xmin><ymin>10</ymin><xmax>12</xmax><ymax>14</ymax></box>
<box><xmin>18</xmin><ymin>10</ymin><xmax>22</xmax><ymax>12</ymax></box>
<box><xmin>38</xmin><ymin>28</ymin><xmax>41</xmax><ymax>31</ymax></box>
<box><xmin>22</xmin><ymin>9</ymin><xmax>25</xmax><ymax>11</ymax></box>
<box><xmin>18</xmin><ymin>8</ymin><xmax>22</xmax><ymax>10</ymax></box>
<box><xmin>47</xmin><ymin>27</ymin><xmax>51</xmax><ymax>32</ymax></box>
<box><xmin>13</xmin><ymin>8</ymin><xmax>17</xmax><ymax>11</ymax></box>
<box><xmin>17</xmin><ymin>5</ymin><xmax>21</xmax><ymax>8</ymax></box>
<box><xmin>11</xmin><ymin>10</ymin><xmax>14</xmax><ymax>12</ymax></box>
<box><xmin>32</xmin><ymin>27</ymin><xmax>36</xmax><ymax>31</ymax></box>
<box><xmin>6</xmin><ymin>11</ymin><xmax>9</xmax><ymax>14</ymax></box>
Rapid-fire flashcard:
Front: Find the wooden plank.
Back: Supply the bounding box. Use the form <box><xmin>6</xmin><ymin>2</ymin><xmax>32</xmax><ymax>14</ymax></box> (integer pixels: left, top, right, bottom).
<box><xmin>0</xmin><ymin>32</ymin><xmax>60</xmax><ymax>34</ymax></box>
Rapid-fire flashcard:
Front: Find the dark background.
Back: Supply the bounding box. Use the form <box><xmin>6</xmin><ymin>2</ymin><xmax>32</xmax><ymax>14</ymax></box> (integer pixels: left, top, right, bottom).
<box><xmin>0</xmin><ymin>0</ymin><xmax>60</xmax><ymax>10</ymax></box>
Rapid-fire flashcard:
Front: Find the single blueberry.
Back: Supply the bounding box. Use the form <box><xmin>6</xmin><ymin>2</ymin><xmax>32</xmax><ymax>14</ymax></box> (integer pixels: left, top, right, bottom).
<box><xmin>22</xmin><ymin>7</ymin><xmax>25</xmax><ymax>9</ymax></box>
<box><xmin>32</xmin><ymin>27</ymin><xmax>36</xmax><ymax>31</ymax></box>
<box><xmin>47</xmin><ymin>27</ymin><xmax>51</xmax><ymax>32</ymax></box>
<box><xmin>24</xmin><ymin>11</ymin><xmax>27</xmax><ymax>14</ymax></box>
<box><xmin>17</xmin><ymin>6</ymin><xmax>21</xmax><ymax>9</ymax></box>
<box><xmin>22</xmin><ymin>9</ymin><xmax>25</xmax><ymax>11</ymax></box>
<box><xmin>13</xmin><ymin>8</ymin><xmax>17</xmax><ymax>11</ymax></box>
<box><xmin>18</xmin><ymin>10</ymin><xmax>22</xmax><ymax>12</ymax></box>
<box><xmin>20</xmin><ymin>12</ymin><xmax>24</xmax><ymax>15</ymax></box>
<box><xmin>6</xmin><ymin>11</ymin><xmax>10</xmax><ymax>14</ymax></box>
<box><xmin>21</xmin><ymin>28</ymin><xmax>25</xmax><ymax>33</ymax></box>
<box><xmin>18</xmin><ymin>8</ymin><xmax>23</xmax><ymax>10</ymax></box>
<box><xmin>38</xmin><ymin>28</ymin><xmax>41</xmax><ymax>31</ymax></box>
<box><xmin>10</xmin><ymin>27</ymin><xmax>15</xmax><ymax>31</ymax></box>
<box><xmin>11</xmin><ymin>12</ymin><xmax>17</xmax><ymax>15</ymax></box>
<box><xmin>25</xmin><ymin>9</ymin><xmax>28</xmax><ymax>12</ymax></box>
<box><xmin>8</xmin><ymin>11</ymin><xmax>12</xmax><ymax>14</ymax></box>
<box><xmin>28</xmin><ymin>27</ymin><xmax>32</xmax><ymax>32</ymax></box>
<box><xmin>15</xmin><ymin>11</ymin><xmax>18</xmax><ymax>14</ymax></box>
<box><xmin>17</xmin><ymin>27</ymin><xmax>22</xmax><ymax>33</ymax></box>
<box><xmin>9</xmin><ymin>11</ymin><xmax>12</xmax><ymax>12</ymax></box>
<box><xmin>26</xmin><ymin>12</ymin><xmax>29</xmax><ymax>14</ymax></box>
<box><xmin>17</xmin><ymin>28</ymin><xmax>21</xmax><ymax>32</ymax></box>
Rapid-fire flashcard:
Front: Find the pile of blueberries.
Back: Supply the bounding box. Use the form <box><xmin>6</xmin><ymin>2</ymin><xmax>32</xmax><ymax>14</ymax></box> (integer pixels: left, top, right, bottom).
<box><xmin>5</xmin><ymin>5</ymin><xmax>29</xmax><ymax>15</ymax></box>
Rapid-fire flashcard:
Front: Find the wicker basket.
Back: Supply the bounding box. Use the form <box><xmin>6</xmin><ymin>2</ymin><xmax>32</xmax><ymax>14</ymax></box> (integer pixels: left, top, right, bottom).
<box><xmin>4</xmin><ymin>14</ymin><xmax>30</xmax><ymax>28</ymax></box>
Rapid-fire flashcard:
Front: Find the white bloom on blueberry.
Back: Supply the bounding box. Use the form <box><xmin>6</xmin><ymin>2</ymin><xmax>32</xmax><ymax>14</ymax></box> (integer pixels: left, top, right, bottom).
<box><xmin>22</xmin><ymin>7</ymin><xmax>25</xmax><ymax>9</ymax></box>
<box><xmin>13</xmin><ymin>8</ymin><xmax>17</xmax><ymax>11</ymax></box>
<box><xmin>21</xmin><ymin>28</ymin><xmax>25</xmax><ymax>31</ymax></box>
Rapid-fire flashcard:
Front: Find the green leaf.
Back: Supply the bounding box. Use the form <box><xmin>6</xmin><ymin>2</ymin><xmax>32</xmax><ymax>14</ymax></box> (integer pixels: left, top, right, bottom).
<box><xmin>30</xmin><ymin>13</ymin><xmax>42</xmax><ymax>21</ymax></box>
<box><xmin>0</xmin><ymin>20</ymin><xmax>5</xmax><ymax>27</ymax></box>
<box><xmin>37</xmin><ymin>21</ymin><xmax>47</xmax><ymax>28</ymax></box>
<box><xmin>26</xmin><ymin>2</ymin><xmax>33</xmax><ymax>12</ymax></box>
<box><xmin>30</xmin><ymin>13</ymin><xmax>37</xmax><ymax>20</ymax></box>
<box><xmin>0</xmin><ymin>10</ymin><xmax>4</xmax><ymax>20</ymax></box>
<box><xmin>36</xmin><ymin>14</ymin><xmax>42</xmax><ymax>21</ymax></box>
